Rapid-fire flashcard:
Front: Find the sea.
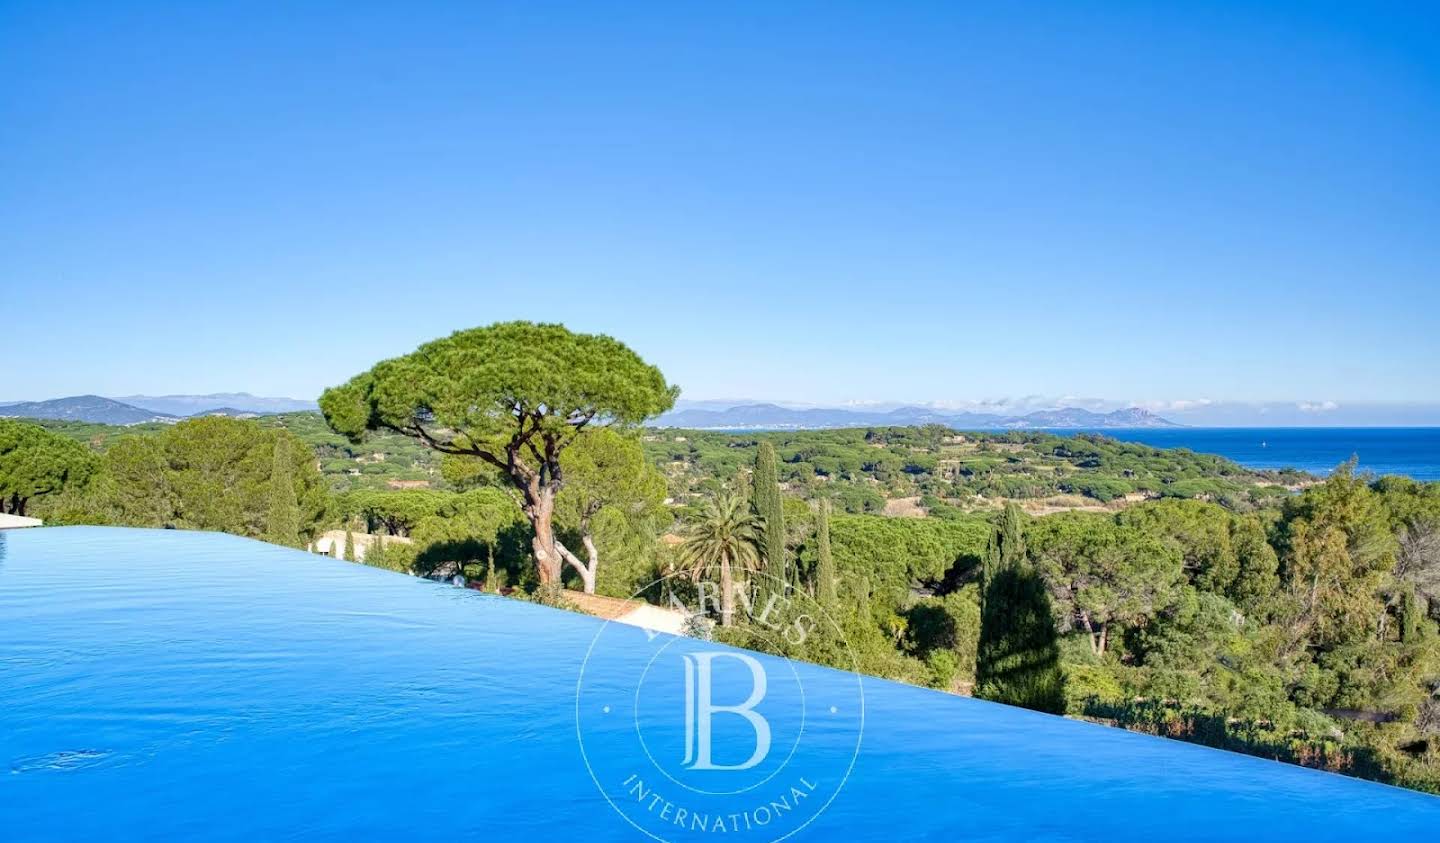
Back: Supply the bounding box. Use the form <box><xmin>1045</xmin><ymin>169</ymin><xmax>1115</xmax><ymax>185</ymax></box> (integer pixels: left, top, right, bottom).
<box><xmin>1056</xmin><ymin>427</ymin><xmax>1440</xmax><ymax>481</ymax></box>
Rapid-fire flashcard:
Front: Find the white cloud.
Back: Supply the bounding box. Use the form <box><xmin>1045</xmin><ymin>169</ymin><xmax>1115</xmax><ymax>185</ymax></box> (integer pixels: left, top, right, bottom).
<box><xmin>1296</xmin><ymin>401</ymin><xmax>1340</xmax><ymax>413</ymax></box>
<box><xmin>1135</xmin><ymin>398</ymin><xmax>1215</xmax><ymax>413</ymax></box>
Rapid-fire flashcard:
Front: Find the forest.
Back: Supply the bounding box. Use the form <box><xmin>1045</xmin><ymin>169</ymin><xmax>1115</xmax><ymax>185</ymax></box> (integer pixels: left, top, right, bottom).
<box><xmin>3</xmin><ymin>321</ymin><xmax>1439</xmax><ymax>795</ymax></box>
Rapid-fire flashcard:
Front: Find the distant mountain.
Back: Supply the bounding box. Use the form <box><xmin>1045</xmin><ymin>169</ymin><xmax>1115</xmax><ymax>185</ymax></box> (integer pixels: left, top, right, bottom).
<box><xmin>650</xmin><ymin>402</ymin><xmax>1179</xmax><ymax>430</ymax></box>
<box><xmin>1006</xmin><ymin>407</ymin><xmax>1177</xmax><ymax>429</ymax></box>
<box><xmin>187</xmin><ymin>407</ymin><xmax>264</xmax><ymax>419</ymax></box>
<box><xmin>1</xmin><ymin>393</ymin><xmax>1176</xmax><ymax>430</ymax></box>
<box><xmin>0</xmin><ymin>393</ymin><xmax>317</xmax><ymax>425</ymax></box>
<box><xmin>0</xmin><ymin>395</ymin><xmax>179</xmax><ymax>425</ymax></box>
<box><xmin>116</xmin><ymin>393</ymin><xmax>317</xmax><ymax>416</ymax></box>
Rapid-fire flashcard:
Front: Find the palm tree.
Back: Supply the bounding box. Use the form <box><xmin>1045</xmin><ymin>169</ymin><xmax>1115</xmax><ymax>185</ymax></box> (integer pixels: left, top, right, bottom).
<box><xmin>676</xmin><ymin>491</ymin><xmax>762</xmax><ymax>626</ymax></box>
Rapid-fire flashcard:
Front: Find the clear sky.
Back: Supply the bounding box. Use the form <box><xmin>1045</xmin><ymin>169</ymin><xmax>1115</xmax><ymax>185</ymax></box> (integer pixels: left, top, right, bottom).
<box><xmin>3</xmin><ymin>2</ymin><xmax>1437</xmax><ymax>416</ymax></box>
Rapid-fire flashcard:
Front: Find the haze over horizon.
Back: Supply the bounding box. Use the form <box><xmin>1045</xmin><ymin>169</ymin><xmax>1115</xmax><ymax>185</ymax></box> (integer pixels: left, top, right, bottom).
<box><xmin>3</xmin><ymin>390</ymin><xmax>1439</xmax><ymax>427</ymax></box>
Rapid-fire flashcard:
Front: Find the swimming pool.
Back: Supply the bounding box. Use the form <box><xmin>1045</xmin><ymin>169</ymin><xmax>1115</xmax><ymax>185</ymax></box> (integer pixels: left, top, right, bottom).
<box><xmin>2</xmin><ymin>527</ymin><xmax>1436</xmax><ymax>841</ymax></box>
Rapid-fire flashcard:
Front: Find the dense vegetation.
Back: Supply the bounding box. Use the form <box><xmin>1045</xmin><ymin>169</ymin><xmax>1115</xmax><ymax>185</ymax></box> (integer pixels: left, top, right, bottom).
<box><xmin>7</xmin><ymin>322</ymin><xmax>1439</xmax><ymax>794</ymax></box>
<box><xmin>645</xmin><ymin>426</ymin><xmax>1307</xmax><ymax>516</ymax></box>
<box><xmin>29</xmin><ymin>414</ymin><xmax>439</xmax><ymax>491</ymax></box>
<box><xmin>0</xmin><ymin>419</ymin><xmax>97</xmax><ymax>516</ymax></box>
<box><xmin>31</xmin><ymin>416</ymin><xmax>329</xmax><ymax>547</ymax></box>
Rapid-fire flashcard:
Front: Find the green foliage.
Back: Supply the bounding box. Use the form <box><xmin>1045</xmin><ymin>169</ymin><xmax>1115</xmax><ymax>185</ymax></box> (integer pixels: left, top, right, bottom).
<box><xmin>1081</xmin><ymin>698</ymin><xmax>1378</xmax><ymax>781</ymax></box>
<box><xmin>977</xmin><ymin>505</ymin><xmax>1065</xmax><ymax>713</ymax></box>
<box><xmin>752</xmin><ymin>441</ymin><xmax>787</xmax><ymax>605</ymax></box>
<box><xmin>647</xmin><ymin>427</ymin><xmax>1299</xmax><ymax>515</ymax></box>
<box><xmin>343</xmin><ymin>529</ymin><xmax>356</xmax><ymax>562</ymax></box>
<box><xmin>319</xmin><ymin>321</ymin><xmax>676</xmax><ymax>588</ymax></box>
<box><xmin>408</xmin><ymin>487</ymin><xmax>530</xmax><ymax>583</ymax></box>
<box><xmin>320</xmin><ymin>321</ymin><xmax>677</xmax><ymax>449</ymax></box>
<box><xmin>247</xmin><ymin>412</ymin><xmax>439</xmax><ymax>490</ymax></box>
<box><xmin>555</xmin><ymin>427</ymin><xmax>670</xmax><ymax>593</ymax></box>
<box><xmin>1116</xmin><ymin>499</ymin><xmax>1282</xmax><ymax>611</ymax></box>
<box><xmin>93</xmin><ymin>417</ymin><xmax>328</xmax><ymax>541</ymax></box>
<box><xmin>343</xmin><ymin>488</ymin><xmax>451</xmax><ymax>536</ymax></box>
<box><xmin>1277</xmin><ymin>461</ymin><xmax>1395</xmax><ymax>648</ymax></box>
<box><xmin>828</xmin><ymin>514</ymin><xmax>989</xmax><ymax>608</ymax></box>
<box><xmin>265</xmin><ymin>435</ymin><xmax>303</xmax><ymax>547</ymax></box>
<box><xmin>999</xmin><ymin>502</ymin><xmax>1026</xmax><ymax>567</ymax></box>
<box><xmin>813</xmin><ymin>498</ymin><xmax>837</xmax><ymax>609</ymax></box>
<box><xmin>1229</xmin><ymin>514</ymin><xmax>1282</xmax><ymax>610</ymax></box>
<box><xmin>0</xmin><ymin>419</ymin><xmax>97</xmax><ymax>516</ymax></box>
<box><xmin>1028</xmin><ymin>511</ymin><xmax>1185</xmax><ymax>657</ymax></box>
<box><xmin>676</xmin><ymin>491</ymin><xmax>761</xmax><ymax>627</ymax></box>
<box><xmin>904</xmin><ymin>587</ymin><xmax>981</xmax><ymax>688</ymax></box>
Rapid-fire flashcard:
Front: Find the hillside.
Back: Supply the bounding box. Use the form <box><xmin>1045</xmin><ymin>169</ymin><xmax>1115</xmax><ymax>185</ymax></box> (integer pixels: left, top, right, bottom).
<box><xmin>650</xmin><ymin>402</ymin><xmax>1180</xmax><ymax>430</ymax></box>
<box><xmin>1</xmin><ymin>393</ymin><xmax>313</xmax><ymax>425</ymax></box>
<box><xmin>117</xmin><ymin>393</ymin><xmax>318</xmax><ymax>415</ymax></box>
<box><xmin>645</xmin><ymin>427</ymin><xmax>1304</xmax><ymax>516</ymax></box>
<box><xmin>0</xmin><ymin>395</ymin><xmax>177</xmax><ymax>425</ymax></box>
<box><xmin>32</xmin><ymin>412</ymin><xmax>1302</xmax><ymax>513</ymax></box>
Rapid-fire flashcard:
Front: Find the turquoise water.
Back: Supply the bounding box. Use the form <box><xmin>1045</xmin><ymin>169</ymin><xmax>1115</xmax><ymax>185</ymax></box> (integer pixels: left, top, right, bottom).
<box><xmin>1057</xmin><ymin>427</ymin><xmax>1440</xmax><ymax>481</ymax></box>
<box><xmin>3</xmin><ymin>527</ymin><xmax>1438</xmax><ymax>841</ymax></box>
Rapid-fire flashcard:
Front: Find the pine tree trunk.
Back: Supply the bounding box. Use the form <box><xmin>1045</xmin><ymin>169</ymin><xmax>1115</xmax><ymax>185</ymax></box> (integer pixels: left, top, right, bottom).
<box><xmin>531</xmin><ymin>511</ymin><xmax>563</xmax><ymax>586</ymax></box>
<box><xmin>580</xmin><ymin>533</ymin><xmax>600</xmax><ymax>594</ymax></box>
<box><xmin>519</xmin><ymin>475</ymin><xmax>564</xmax><ymax>588</ymax></box>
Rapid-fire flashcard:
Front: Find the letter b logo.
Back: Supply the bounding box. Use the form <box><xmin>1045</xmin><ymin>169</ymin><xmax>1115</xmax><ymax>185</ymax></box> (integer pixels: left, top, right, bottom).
<box><xmin>680</xmin><ymin>652</ymin><xmax>771</xmax><ymax>771</ymax></box>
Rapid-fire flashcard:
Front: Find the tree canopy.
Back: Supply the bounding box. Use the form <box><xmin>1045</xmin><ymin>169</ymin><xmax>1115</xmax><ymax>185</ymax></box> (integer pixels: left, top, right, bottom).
<box><xmin>555</xmin><ymin>427</ymin><xmax>668</xmax><ymax>592</ymax></box>
<box><xmin>100</xmin><ymin>417</ymin><xmax>328</xmax><ymax>540</ymax></box>
<box><xmin>0</xmin><ymin>419</ymin><xmax>97</xmax><ymax>516</ymax></box>
<box><xmin>320</xmin><ymin>321</ymin><xmax>676</xmax><ymax>588</ymax></box>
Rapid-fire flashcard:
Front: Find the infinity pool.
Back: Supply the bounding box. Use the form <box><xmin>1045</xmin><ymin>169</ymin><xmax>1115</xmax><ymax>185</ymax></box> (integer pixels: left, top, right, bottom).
<box><xmin>2</xmin><ymin>527</ymin><xmax>1437</xmax><ymax>841</ymax></box>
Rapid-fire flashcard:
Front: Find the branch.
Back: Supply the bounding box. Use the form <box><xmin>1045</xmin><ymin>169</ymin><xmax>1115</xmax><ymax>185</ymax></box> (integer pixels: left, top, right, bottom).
<box><xmin>558</xmin><ymin>410</ymin><xmax>598</xmax><ymax>448</ymax></box>
<box><xmin>524</xmin><ymin>437</ymin><xmax>546</xmax><ymax>469</ymax></box>
<box><xmin>385</xmin><ymin>415</ymin><xmax>511</xmax><ymax>473</ymax></box>
<box><xmin>555</xmin><ymin>539</ymin><xmax>593</xmax><ymax>577</ymax></box>
<box><xmin>474</xmin><ymin>449</ymin><xmax>509</xmax><ymax>473</ymax></box>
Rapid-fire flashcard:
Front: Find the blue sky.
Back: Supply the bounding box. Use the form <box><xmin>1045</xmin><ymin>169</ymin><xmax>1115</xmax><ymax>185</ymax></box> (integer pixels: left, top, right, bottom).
<box><xmin>3</xmin><ymin>2</ymin><xmax>1437</xmax><ymax>420</ymax></box>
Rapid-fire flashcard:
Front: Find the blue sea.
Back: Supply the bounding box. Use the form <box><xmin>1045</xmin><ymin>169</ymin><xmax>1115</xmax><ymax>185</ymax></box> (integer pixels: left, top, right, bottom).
<box><xmin>1057</xmin><ymin>427</ymin><xmax>1440</xmax><ymax>481</ymax></box>
<box><xmin>2</xmin><ymin>527</ymin><xmax>1437</xmax><ymax>841</ymax></box>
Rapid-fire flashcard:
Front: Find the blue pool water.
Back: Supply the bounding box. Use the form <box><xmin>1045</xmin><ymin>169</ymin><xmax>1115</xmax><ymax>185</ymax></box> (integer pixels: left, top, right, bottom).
<box><xmin>3</xmin><ymin>528</ymin><xmax>1438</xmax><ymax>841</ymax></box>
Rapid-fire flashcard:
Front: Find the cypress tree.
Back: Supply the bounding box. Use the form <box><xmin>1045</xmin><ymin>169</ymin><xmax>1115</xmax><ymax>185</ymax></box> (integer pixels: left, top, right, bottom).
<box><xmin>976</xmin><ymin>504</ymin><xmax>1065</xmax><ymax>714</ymax></box>
<box><xmin>980</xmin><ymin>528</ymin><xmax>1000</xmax><ymax>607</ymax></box>
<box><xmin>753</xmin><ymin>441</ymin><xmax>786</xmax><ymax>606</ymax></box>
<box><xmin>264</xmin><ymin>435</ymin><xmax>302</xmax><ymax>548</ymax></box>
<box><xmin>344</xmin><ymin>529</ymin><xmax>356</xmax><ymax>562</ymax></box>
<box><xmin>999</xmin><ymin>501</ymin><xmax>1026</xmax><ymax>568</ymax></box>
<box><xmin>814</xmin><ymin>498</ymin><xmax>837</xmax><ymax>610</ymax></box>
